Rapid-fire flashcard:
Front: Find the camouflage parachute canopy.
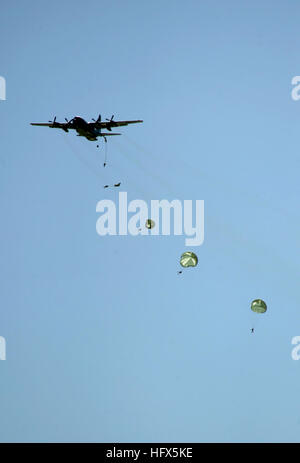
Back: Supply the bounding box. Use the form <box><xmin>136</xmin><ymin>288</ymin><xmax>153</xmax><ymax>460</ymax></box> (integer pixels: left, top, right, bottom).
<box><xmin>180</xmin><ymin>251</ymin><xmax>198</xmax><ymax>268</ymax></box>
<box><xmin>251</xmin><ymin>299</ymin><xmax>267</xmax><ymax>314</ymax></box>
<box><xmin>145</xmin><ymin>219</ymin><xmax>155</xmax><ymax>229</ymax></box>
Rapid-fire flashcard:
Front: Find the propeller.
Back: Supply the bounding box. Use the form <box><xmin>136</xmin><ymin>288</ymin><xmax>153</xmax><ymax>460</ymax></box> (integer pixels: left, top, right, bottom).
<box><xmin>48</xmin><ymin>116</ymin><xmax>70</xmax><ymax>132</ymax></box>
<box><xmin>92</xmin><ymin>114</ymin><xmax>101</xmax><ymax>123</ymax></box>
<box><xmin>105</xmin><ymin>115</ymin><xmax>114</xmax><ymax>131</ymax></box>
<box><xmin>65</xmin><ymin>117</ymin><xmax>76</xmax><ymax>128</ymax></box>
<box><xmin>48</xmin><ymin>116</ymin><xmax>57</xmax><ymax>125</ymax></box>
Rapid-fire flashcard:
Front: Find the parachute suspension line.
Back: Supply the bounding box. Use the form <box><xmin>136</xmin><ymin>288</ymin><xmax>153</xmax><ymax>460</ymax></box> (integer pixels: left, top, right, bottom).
<box><xmin>112</xmin><ymin>142</ymin><xmax>158</xmax><ymax>201</ymax></box>
<box><xmin>103</xmin><ymin>137</ymin><xmax>108</xmax><ymax>167</ymax></box>
<box><xmin>60</xmin><ymin>132</ymin><xmax>105</xmax><ymax>182</ymax></box>
<box><xmin>114</xmin><ymin>138</ymin><xmax>174</xmax><ymax>197</ymax></box>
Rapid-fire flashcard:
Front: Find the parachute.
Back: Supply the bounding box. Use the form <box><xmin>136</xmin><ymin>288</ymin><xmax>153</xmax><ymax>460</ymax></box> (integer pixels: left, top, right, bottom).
<box><xmin>180</xmin><ymin>251</ymin><xmax>198</xmax><ymax>268</ymax></box>
<box><xmin>251</xmin><ymin>299</ymin><xmax>267</xmax><ymax>314</ymax></box>
<box><xmin>145</xmin><ymin>219</ymin><xmax>155</xmax><ymax>229</ymax></box>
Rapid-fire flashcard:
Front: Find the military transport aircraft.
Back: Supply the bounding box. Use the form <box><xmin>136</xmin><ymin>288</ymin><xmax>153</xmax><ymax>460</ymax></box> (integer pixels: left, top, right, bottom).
<box><xmin>30</xmin><ymin>115</ymin><xmax>143</xmax><ymax>143</ymax></box>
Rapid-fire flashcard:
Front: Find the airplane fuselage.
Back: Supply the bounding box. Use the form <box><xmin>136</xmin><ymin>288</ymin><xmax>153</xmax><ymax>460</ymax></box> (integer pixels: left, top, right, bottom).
<box><xmin>71</xmin><ymin>117</ymin><xmax>100</xmax><ymax>141</ymax></box>
<box><xmin>76</xmin><ymin>127</ymin><xmax>100</xmax><ymax>141</ymax></box>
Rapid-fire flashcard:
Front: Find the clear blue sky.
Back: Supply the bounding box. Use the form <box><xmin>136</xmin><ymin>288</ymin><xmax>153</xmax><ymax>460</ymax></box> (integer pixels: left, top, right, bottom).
<box><xmin>1</xmin><ymin>0</ymin><xmax>300</xmax><ymax>443</ymax></box>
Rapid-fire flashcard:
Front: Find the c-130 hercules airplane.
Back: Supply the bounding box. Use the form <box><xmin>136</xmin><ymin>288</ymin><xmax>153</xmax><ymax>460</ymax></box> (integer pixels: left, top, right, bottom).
<box><xmin>30</xmin><ymin>114</ymin><xmax>143</xmax><ymax>143</ymax></box>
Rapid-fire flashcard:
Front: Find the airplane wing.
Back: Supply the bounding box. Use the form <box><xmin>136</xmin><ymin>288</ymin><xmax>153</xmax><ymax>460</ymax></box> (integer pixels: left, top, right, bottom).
<box><xmin>31</xmin><ymin>122</ymin><xmax>71</xmax><ymax>128</ymax></box>
<box><xmin>94</xmin><ymin>120</ymin><xmax>143</xmax><ymax>129</ymax></box>
<box><xmin>31</xmin><ymin>123</ymin><xmax>56</xmax><ymax>126</ymax></box>
<box><xmin>105</xmin><ymin>120</ymin><xmax>143</xmax><ymax>127</ymax></box>
<box><xmin>31</xmin><ymin>122</ymin><xmax>72</xmax><ymax>132</ymax></box>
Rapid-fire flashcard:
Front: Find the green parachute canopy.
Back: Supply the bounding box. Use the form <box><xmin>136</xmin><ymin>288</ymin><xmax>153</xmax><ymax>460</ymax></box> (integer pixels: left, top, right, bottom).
<box><xmin>180</xmin><ymin>251</ymin><xmax>198</xmax><ymax>268</ymax></box>
<box><xmin>251</xmin><ymin>299</ymin><xmax>267</xmax><ymax>314</ymax></box>
<box><xmin>145</xmin><ymin>219</ymin><xmax>155</xmax><ymax>229</ymax></box>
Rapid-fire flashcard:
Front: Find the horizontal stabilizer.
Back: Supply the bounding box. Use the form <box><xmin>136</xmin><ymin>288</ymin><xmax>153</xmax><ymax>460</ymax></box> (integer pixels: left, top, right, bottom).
<box><xmin>101</xmin><ymin>133</ymin><xmax>121</xmax><ymax>136</ymax></box>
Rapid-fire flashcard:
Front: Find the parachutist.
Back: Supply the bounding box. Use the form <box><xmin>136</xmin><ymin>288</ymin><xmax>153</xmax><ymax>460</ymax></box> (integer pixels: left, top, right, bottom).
<box><xmin>145</xmin><ymin>219</ymin><xmax>155</xmax><ymax>229</ymax></box>
<box><xmin>103</xmin><ymin>183</ymin><xmax>121</xmax><ymax>189</ymax></box>
<box><xmin>103</xmin><ymin>162</ymin><xmax>107</xmax><ymax>167</ymax></box>
<box><xmin>251</xmin><ymin>328</ymin><xmax>254</xmax><ymax>333</ymax></box>
<box><xmin>177</xmin><ymin>271</ymin><xmax>182</xmax><ymax>275</ymax></box>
